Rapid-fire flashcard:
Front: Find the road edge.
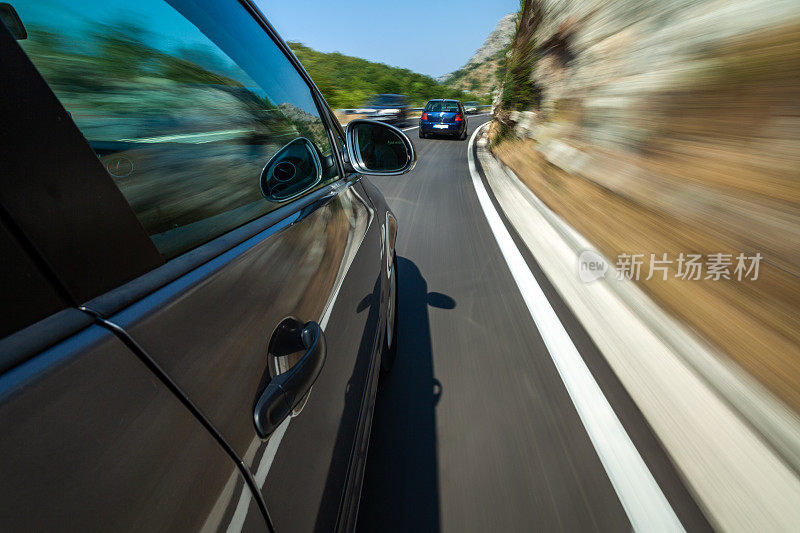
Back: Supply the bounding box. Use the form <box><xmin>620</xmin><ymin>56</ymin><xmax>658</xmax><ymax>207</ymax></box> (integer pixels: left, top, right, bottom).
<box><xmin>471</xmin><ymin>122</ymin><xmax>800</xmax><ymax>532</ymax></box>
<box><xmin>467</xmin><ymin>123</ymin><xmax>683</xmax><ymax>532</ymax></box>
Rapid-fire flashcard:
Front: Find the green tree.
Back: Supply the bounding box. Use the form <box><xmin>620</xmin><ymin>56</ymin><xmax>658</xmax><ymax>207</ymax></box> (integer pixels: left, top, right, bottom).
<box><xmin>288</xmin><ymin>42</ymin><xmax>486</xmax><ymax>108</ymax></box>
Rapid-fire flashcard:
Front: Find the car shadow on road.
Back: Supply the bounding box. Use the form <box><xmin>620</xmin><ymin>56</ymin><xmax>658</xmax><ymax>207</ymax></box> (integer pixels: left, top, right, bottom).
<box><xmin>357</xmin><ymin>257</ymin><xmax>453</xmax><ymax>532</ymax></box>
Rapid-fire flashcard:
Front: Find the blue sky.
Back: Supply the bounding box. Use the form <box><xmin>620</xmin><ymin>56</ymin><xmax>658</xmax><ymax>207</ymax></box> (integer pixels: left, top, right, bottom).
<box><xmin>256</xmin><ymin>0</ymin><xmax>519</xmax><ymax>78</ymax></box>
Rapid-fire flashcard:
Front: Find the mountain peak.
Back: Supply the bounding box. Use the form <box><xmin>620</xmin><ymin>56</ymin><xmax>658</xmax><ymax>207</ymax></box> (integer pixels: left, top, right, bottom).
<box><xmin>464</xmin><ymin>13</ymin><xmax>517</xmax><ymax>69</ymax></box>
<box><xmin>438</xmin><ymin>13</ymin><xmax>516</xmax><ymax>93</ymax></box>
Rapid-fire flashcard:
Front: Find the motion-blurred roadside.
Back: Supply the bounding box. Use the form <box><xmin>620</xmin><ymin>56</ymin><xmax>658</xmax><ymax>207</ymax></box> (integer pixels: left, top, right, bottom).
<box><xmin>491</xmin><ymin>0</ymin><xmax>800</xmax><ymax>414</ymax></box>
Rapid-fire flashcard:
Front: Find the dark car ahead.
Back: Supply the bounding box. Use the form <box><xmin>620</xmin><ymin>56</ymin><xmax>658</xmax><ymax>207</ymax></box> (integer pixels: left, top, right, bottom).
<box><xmin>359</xmin><ymin>93</ymin><xmax>409</xmax><ymax>125</ymax></box>
<box><xmin>0</xmin><ymin>1</ymin><xmax>416</xmax><ymax>531</ymax></box>
<box><xmin>419</xmin><ymin>99</ymin><xmax>468</xmax><ymax>140</ymax></box>
<box><xmin>463</xmin><ymin>101</ymin><xmax>480</xmax><ymax>114</ymax></box>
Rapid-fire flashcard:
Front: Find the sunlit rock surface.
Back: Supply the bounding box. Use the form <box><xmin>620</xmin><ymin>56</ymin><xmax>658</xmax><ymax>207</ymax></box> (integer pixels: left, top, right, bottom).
<box><xmin>495</xmin><ymin>0</ymin><xmax>800</xmax><ymax>411</ymax></box>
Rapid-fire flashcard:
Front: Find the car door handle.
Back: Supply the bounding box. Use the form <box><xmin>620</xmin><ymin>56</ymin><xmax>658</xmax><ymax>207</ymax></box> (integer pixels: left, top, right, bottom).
<box><xmin>253</xmin><ymin>320</ymin><xmax>326</xmax><ymax>438</ymax></box>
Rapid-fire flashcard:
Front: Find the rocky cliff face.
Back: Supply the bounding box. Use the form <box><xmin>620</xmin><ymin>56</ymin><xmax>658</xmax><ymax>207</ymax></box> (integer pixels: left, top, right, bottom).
<box><xmin>499</xmin><ymin>0</ymin><xmax>800</xmax><ymax>273</ymax></box>
<box><xmin>493</xmin><ymin>0</ymin><xmax>800</xmax><ymax>411</ymax></box>
<box><xmin>441</xmin><ymin>13</ymin><xmax>517</xmax><ymax>95</ymax></box>
<box><xmin>463</xmin><ymin>13</ymin><xmax>517</xmax><ymax>70</ymax></box>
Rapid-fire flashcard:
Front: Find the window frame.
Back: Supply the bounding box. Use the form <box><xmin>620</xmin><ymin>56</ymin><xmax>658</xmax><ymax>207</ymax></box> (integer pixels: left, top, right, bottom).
<box><xmin>238</xmin><ymin>0</ymin><xmax>348</xmax><ymax>178</ymax></box>
<box><xmin>81</xmin><ymin>0</ymin><xmax>360</xmax><ymax>315</ymax></box>
<box><xmin>4</xmin><ymin>0</ymin><xmax>357</xmax><ymax>311</ymax></box>
<box><xmin>0</xmin><ymin>20</ymin><xmax>166</xmax><ymax>305</ymax></box>
<box><xmin>0</xmin><ymin>210</ymin><xmax>72</xmax><ymax>348</ymax></box>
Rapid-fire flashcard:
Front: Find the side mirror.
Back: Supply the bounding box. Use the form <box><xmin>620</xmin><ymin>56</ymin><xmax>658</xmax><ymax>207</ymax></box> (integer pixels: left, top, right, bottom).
<box><xmin>345</xmin><ymin>119</ymin><xmax>416</xmax><ymax>175</ymax></box>
<box><xmin>260</xmin><ymin>137</ymin><xmax>322</xmax><ymax>202</ymax></box>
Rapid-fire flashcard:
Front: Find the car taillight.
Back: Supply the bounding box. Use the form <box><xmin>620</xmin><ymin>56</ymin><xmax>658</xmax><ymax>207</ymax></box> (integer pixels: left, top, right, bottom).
<box><xmin>421</xmin><ymin>112</ymin><xmax>428</xmax><ymax>120</ymax></box>
<box><xmin>455</xmin><ymin>114</ymin><xmax>463</xmax><ymax>122</ymax></box>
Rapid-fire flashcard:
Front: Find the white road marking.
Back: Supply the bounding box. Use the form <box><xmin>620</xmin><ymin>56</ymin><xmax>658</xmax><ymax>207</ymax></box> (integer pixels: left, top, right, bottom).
<box><xmin>467</xmin><ymin>123</ymin><xmax>684</xmax><ymax>532</ymax></box>
<box><xmin>226</xmin><ymin>419</ymin><xmax>291</xmax><ymax>533</ymax></box>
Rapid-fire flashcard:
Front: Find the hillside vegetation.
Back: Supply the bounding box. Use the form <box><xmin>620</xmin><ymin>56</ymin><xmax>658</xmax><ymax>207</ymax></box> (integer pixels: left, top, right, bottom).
<box><xmin>288</xmin><ymin>42</ymin><xmax>486</xmax><ymax>109</ymax></box>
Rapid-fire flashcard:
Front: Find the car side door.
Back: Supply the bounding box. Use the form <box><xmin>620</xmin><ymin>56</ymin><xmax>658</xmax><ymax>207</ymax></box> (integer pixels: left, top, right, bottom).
<box><xmin>9</xmin><ymin>0</ymin><xmax>386</xmax><ymax>530</ymax></box>
<box><xmin>0</xmin><ymin>300</ymin><xmax>270</xmax><ymax>532</ymax></box>
<box><xmin>0</xmin><ymin>18</ymin><xmax>267</xmax><ymax>530</ymax></box>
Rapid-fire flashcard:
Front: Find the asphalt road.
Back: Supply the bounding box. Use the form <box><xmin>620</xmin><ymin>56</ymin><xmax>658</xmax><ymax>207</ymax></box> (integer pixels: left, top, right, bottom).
<box><xmin>357</xmin><ymin>116</ymin><xmax>712</xmax><ymax>532</ymax></box>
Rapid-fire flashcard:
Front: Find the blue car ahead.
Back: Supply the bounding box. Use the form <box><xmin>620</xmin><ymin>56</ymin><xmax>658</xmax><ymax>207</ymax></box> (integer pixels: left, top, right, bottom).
<box><xmin>419</xmin><ymin>99</ymin><xmax>468</xmax><ymax>140</ymax></box>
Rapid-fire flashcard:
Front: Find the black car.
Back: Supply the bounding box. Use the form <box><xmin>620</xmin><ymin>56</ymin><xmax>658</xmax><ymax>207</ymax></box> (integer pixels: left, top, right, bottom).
<box><xmin>419</xmin><ymin>99</ymin><xmax>468</xmax><ymax>140</ymax></box>
<box><xmin>358</xmin><ymin>94</ymin><xmax>410</xmax><ymax>125</ymax></box>
<box><xmin>463</xmin><ymin>101</ymin><xmax>480</xmax><ymax>114</ymax></box>
<box><xmin>0</xmin><ymin>1</ymin><xmax>415</xmax><ymax>531</ymax></box>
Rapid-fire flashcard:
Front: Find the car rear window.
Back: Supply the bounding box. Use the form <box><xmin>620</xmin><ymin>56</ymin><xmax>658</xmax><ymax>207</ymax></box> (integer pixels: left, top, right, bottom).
<box><xmin>425</xmin><ymin>101</ymin><xmax>460</xmax><ymax>112</ymax></box>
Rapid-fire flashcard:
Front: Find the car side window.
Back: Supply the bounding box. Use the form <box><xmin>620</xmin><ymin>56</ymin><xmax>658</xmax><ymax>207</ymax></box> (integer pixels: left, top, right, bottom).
<box><xmin>14</xmin><ymin>0</ymin><xmax>340</xmax><ymax>259</ymax></box>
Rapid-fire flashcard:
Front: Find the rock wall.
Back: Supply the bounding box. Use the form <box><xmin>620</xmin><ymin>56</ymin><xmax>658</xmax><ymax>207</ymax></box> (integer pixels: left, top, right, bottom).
<box><xmin>494</xmin><ymin>0</ymin><xmax>800</xmax><ymax>410</ymax></box>
<box><xmin>501</xmin><ymin>0</ymin><xmax>800</xmax><ymax>273</ymax></box>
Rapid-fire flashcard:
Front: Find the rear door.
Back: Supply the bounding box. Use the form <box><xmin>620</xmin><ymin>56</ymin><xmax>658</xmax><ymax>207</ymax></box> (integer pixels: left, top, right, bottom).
<box><xmin>0</xmin><ymin>309</ymin><xmax>268</xmax><ymax>532</ymax></box>
<box><xmin>0</xmin><ymin>19</ymin><xmax>266</xmax><ymax>530</ymax></box>
<box><xmin>11</xmin><ymin>0</ymin><xmax>384</xmax><ymax>530</ymax></box>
